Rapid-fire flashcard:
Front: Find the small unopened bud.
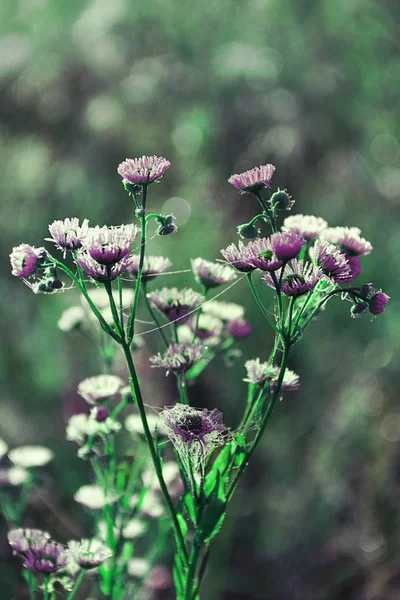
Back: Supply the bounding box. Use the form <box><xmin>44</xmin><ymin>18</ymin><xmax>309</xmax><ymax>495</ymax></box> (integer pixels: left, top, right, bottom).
<box><xmin>369</xmin><ymin>292</ymin><xmax>390</xmax><ymax>315</ymax></box>
<box><xmin>350</xmin><ymin>301</ymin><xmax>368</xmax><ymax>318</ymax></box>
<box><xmin>237</xmin><ymin>222</ymin><xmax>259</xmax><ymax>240</ymax></box>
<box><xmin>95</xmin><ymin>407</ymin><xmax>109</xmax><ymax>422</ymax></box>
<box><xmin>270</xmin><ymin>189</ymin><xmax>294</xmax><ymax>211</ymax></box>
<box><xmin>49</xmin><ymin>278</ymin><xmax>63</xmax><ymax>290</ymax></box>
<box><xmin>157</xmin><ymin>215</ymin><xmax>178</xmax><ymax>236</ymax></box>
<box><xmin>359</xmin><ymin>283</ymin><xmax>374</xmax><ymax>299</ymax></box>
<box><xmin>135</xmin><ymin>207</ymin><xmax>146</xmax><ymax>219</ymax></box>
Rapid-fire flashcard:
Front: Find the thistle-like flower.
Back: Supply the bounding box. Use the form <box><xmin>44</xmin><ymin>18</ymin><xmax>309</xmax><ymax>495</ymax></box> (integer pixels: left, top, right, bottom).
<box><xmin>10</xmin><ymin>244</ymin><xmax>43</xmax><ymax>278</ymax></box>
<box><xmin>191</xmin><ymin>258</ymin><xmax>237</xmax><ymax>289</ymax></box>
<box><xmin>117</xmin><ymin>155</ymin><xmax>171</xmax><ymax>185</ymax></box>
<box><xmin>76</xmin><ymin>252</ymin><xmax>133</xmax><ymax>281</ymax></box>
<box><xmin>68</xmin><ymin>539</ymin><xmax>112</xmax><ymax>569</ymax></box>
<box><xmin>147</xmin><ymin>287</ymin><xmax>203</xmax><ymax>324</ymax></box>
<box><xmin>8</xmin><ymin>529</ymin><xmax>67</xmax><ymax>574</ymax></box>
<box><xmin>368</xmin><ymin>291</ymin><xmax>390</xmax><ymax>315</ymax></box>
<box><xmin>220</xmin><ymin>241</ymin><xmax>255</xmax><ymax>273</ymax></box>
<box><xmin>127</xmin><ymin>255</ymin><xmax>172</xmax><ymax>281</ymax></box>
<box><xmin>83</xmin><ymin>224</ymin><xmax>139</xmax><ymax>266</ymax></box>
<box><xmin>160</xmin><ymin>404</ymin><xmax>227</xmax><ymax>474</ymax></box>
<box><xmin>47</xmin><ymin>218</ymin><xmax>89</xmax><ymax>257</ymax></box>
<box><xmin>244</xmin><ymin>359</ymin><xmax>300</xmax><ymax>391</ymax></box>
<box><xmin>246</xmin><ymin>237</ymin><xmax>283</xmax><ymax>271</ymax></box>
<box><xmin>228</xmin><ymin>163</ymin><xmax>276</xmax><ymax>193</ymax></box>
<box><xmin>322</xmin><ymin>226</ymin><xmax>372</xmax><ymax>256</ymax></box>
<box><xmin>77</xmin><ymin>374</ymin><xmax>123</xmax><ymax>405</ymax></box>
<box><xmin>150</xmin><ymin>343</ymin><xmax>206</xmax><ymax>375</ymax></box>
<box><xmin>262</xmin><ymin>260</ymin><xmax>322</xmax><ymax>296</ymax></box>
<box><xmin>270</xmin><ymin>231</ymin><xmax>305</xmax><ymax>261</ymax></box>
<box><xmin>282</xmin><ymin>214</ymin><xmax>328</xmax><ymax>240</ymax></box>
<box><xmin>313</xmin><ymin>240</ymin><xmax>351</xmax><ymax>282</ymax></box>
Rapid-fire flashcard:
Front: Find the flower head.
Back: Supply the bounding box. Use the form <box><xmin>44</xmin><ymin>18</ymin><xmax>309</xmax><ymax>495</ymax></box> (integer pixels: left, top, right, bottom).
<box><xmin>8</xmin><ymin>446</ymin><xmax>54</xmax><ymax>468</ymax></box>
<box><xmin>150</xmin><ymin>343</ymin><xmax>206</xmax><ymax>375</ymax></box>
<box><xmin>74</xmin><ymin>485</ymin><xmax>119</xmax><ymax>510</ymax></box>
<box><xmin>10</xmin><ymin>244</ymin><xmax>41</xmax><ymax>277</ymax></box>
<box><xmin>125</xmin><ymin>413</ymin><xmax>167</xmax><ymax>437</ymax></box>
<box><xmin>8</xmin><ymin>529</ymin><xmax>67</xmax><ymax>574</ymax></box>
<box><xmin>76</xmin><ymin>252</ymin><xmax>133</xmax><ymax>281</ymax></box>
<box><xmin>191</xmin><ymin>258</ymin><xmax>237</xmax><ymax>289</ymax></box>
<box><xmin>244</xmin><ymin>359</ymin><xmax>299</xmax><ymax>391</ymax></box>
<box><xmin>160</xmin><ymin>404</ymin><xmax>227</xmax><ymax>475</ymax></box>
<box><xmin>68</xmin><ymin>539</ymin><xmax>112</xmax><ymax>569</ymax></box>
<box><xmin>322</xmin><ymin>227</ymin><xmax>372</xmax><ymax>256</ymax></box>
<box><xmin>270</xmin><ymin>231</ymin><xmax>305</xmax><ymax>261</ymax></box>
<box><xmin>148</xmin><ymin>287</ymin><xmax>203</xmax><ymax>324</ymax></box>
<box><xmin>66</xmin><ymin>411</ymin><xmax>121</xmax><ymax>456</ymax></box>
<box><xmin>283</xmin><ymin>214</ymin><xmax>328</xmax><ymax>240</ymax></box>
<box><xmin>77</xmin><ymin>374</ymin><xmax>123</xmax><ymax>405</ymax></box>
<box><xmin>117</xmin><ymin>156</ymin><xmax>171</xmax><ymax>185</ymax></box>
<box><xmin>202</xmin><ymin>301</ymin><xmax>245</xmax><ymax>321</ymax></box>
<box><xmin>58</xmin><ymin>306</ymin><xmax>86</xmax><ymax>332</ymax></box>
<box><xmin>83</xmin><ymin>224</ymin><xmax>139</xmax><ymax>266</ymax></box>
<box><xmin>263</xmin><ymin>260</ymin><xmax>322</xmax><ymax>297</ymax></box>
<box><xmin>220</xmin><ymin>241</ymin><xmax>255</xmax><ymax>273</ymax></box>
<box><xmin>245</xmin><ymin>237</ymin><xmax>283</xmax><ymax>271</ymax></box>
<box><xmin>0</xmin><ymin>467</ymin><xmax>30</xmax><ymax>487</ymax></box>
<box><xmin>127</xmin><ymin>255</ymin><xmax>172</xmax><ymax>281</ymax></box>
<box><xmin>47</xmin><ymin>218</ymin><xmax>89</xmax><ymax>257</ymax></box>
<box><xmin>227</xmin><ymin>318</ymin><xmax>252</xmax><ymax>340</ymax></box>
<box><xmin>228</xmin><ymin>163</ymin><xmax>275</xmax><ymax>193</ymax></box>
<box><xmin>189</xmin><ymin>313</ymin><xmax>223</xmax><ymax>340</ymax></box>
<box><xmin>369</xmin><ymin>292</ymin><xmax>390</xmax><ymax>315</ymax></box>
<box><xmin>342</xmin><ymin>255</ymin><xmax>361</xmax><ymax>282</ymax></box>
<box><xmin>314</xmin><ymin>240</ymin><xmax>351</xmax><ymax>282</ymax></box>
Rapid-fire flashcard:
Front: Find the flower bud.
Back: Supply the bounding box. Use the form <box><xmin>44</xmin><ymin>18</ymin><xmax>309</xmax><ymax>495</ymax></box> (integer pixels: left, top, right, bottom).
<box><xmin>156</xmin><ymin>215</ymin><xmax>178</xmax><ymax>236</ymax></box>
<box><xmin>135</xmin><ymin>207</ymin><xmax>146</xmax><ymax>219</ymax></box>
<box><xmin>270</xmin><ymin>189</ymin><xmax>294</xmax><ymax>211</ymax></box>
<box><xmin>237</xmin><ymin>222</ymin><xmax>259</xmax><ymax>240</ymax></box>
<box><xmin>350</xmin><ymin>301</ymin><xmax>368</xmax><ymax>318</ymax></box>
<box><xmin>369</xmin><ymin>292</ymin><xmax>390</xmax><ymax>315</ymax></box>
<box><xmin>359</xmin><ymin>283</ymin><xmax>374</xmax><ymax>299</ymax></box>
<box><xmin>95</xmin><ymin>407</ymin><xmax>109</xmax><ymax>422</ymax></box>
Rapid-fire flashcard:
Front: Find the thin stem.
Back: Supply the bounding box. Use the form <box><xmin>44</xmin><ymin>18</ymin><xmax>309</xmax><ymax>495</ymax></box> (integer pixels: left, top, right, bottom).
<box><xmin>192</xmin><ymin>288</ymin><xmax>207</xmax><ymax>342</ymax></box>
<box><xmin>121</xmin><ymin>341</ymin><xmax>188</xmax><ymax>565</ymax></box>
<box><xmin>185</xmin><ymin>541</ymin><xmax>202</xmax><ymax>600</ymax></box>
<box><xmin>142</xmin><ymin>280</ymin><xmax>169</xmax><ymax>347</ymax></box>
<box><xmin>287</xmin><ymin>296</ymin><xmax>296</xmax><ymax>340</ymax></box>
<box><xmin>118</xmin><ymin>275</ymin><xmax>124</xmax><ymax>331</ymax></box>
<box><xmin>254</xmin><ymin>191</ymin><xmax>277</xmax><ymax>232</ymax></box>
<box><xmin>43</xmin><ymin>575</ymin><xmax>50</xmax><ymax>600</ymax></box>
<box><xmin>178</xmin><ymin>372</ymin><xmax>189</xmax><ymax>405</ymax></box>
<box><xmin>105</xmin><ymin>276</ymin><xmax>125</xmax><ymax>340</ymax></box>
<box><xmin>66</xmin><ymin>570</ymin><xmax>86</xmax><ymax>600</ymax></box>
<box><xmin>246</xmin><ymin>273</ymin><xmax>279</xmax><ymax>334</ymax></box>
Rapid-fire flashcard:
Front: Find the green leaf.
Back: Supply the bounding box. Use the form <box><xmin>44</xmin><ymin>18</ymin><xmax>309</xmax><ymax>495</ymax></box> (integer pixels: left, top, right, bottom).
<box><xmin>197</xmin><ymin>499</ymin><xmax>226</xmax><ymax>543</ymax></box>
<box><xmin>184</xmin><ymin>492</ymin><xmax>197</xmax><ymax>523</ymax></box>
<box><xmin>177</xmin><ymin>512</ymin><xmax>188</xmax><ymax>538</ymax></box>
<box><xmin>185</xmin><ymin>354</ymin><xmax>215</xmax><ymax>380</ymax></box>
<box><xmin>234</xmin><ymin>432</ymin><xmax>247</xmax><ymax>468</ymax></box>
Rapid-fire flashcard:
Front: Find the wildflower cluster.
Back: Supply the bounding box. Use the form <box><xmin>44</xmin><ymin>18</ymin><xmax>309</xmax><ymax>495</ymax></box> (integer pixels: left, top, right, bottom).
<box><xmin>7</xmin><ymin>155</ymin><xmax>389</xmax><ymax>600</ymax></box>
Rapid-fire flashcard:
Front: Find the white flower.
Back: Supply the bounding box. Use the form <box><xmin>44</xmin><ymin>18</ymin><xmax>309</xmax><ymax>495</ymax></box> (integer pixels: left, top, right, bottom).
<box><xmin>58</xmin><ymin>306</ymin><xmax>86</xmax><ymax>332</ymax></box>
<box><xmin>81</xmin><ymin>288</ymin><xmax>134</xmax><ymax>311</ymax></box>
<box><xmin>122</xmin><ymin>519</ymin><xmax>148</xmax><ymax>539</ymax></box>
<box><xmin>68</xmin><ymin>539</ymin><xmax>112</xmax><ymax>569</ymax></box>
<box><xmin>77</xmin><ymin>375</ymin><xmax>123</xmax><ymax>404</ymax></box>
<box><xmin>74</xmin><ymin>485</ymin><xmax>119</xmax><ymax>510</ymax></box>
<box><xmin>66</xmin><ymin>412</ymin><xmax>121</xmax><ymax>446</ymax></box>
<box><xmin>0</xmin><ymin>466</ymin><xmax>30</xmax><ymax>486</ymax></box>
<box><xmin>202</xmin><ymin>300</ymin><xmax>245</xmax><ymax>321</ymax></box>
<box><xmin>125</xmin><ymin>414</ymin><xmax>167</xmax><ymax>437</ymax></box>
<box><xmin>127</xmin><ymin>558</ymin><xmax>150</xmax><ymax>578</ymax></box>
<box><xmin>0</xmin><ymin>438</ymin><xmax>8</xmax><ymax>460</ymax></box>
<box><xmin>130</xmin><ymin>492</ymin><xmax>164</xmax><ymax>518</ymax></box>
<box><xmin>8</xmin><ymin>446</ymin><xmax>54</xmax><ymax>468</ymax></box>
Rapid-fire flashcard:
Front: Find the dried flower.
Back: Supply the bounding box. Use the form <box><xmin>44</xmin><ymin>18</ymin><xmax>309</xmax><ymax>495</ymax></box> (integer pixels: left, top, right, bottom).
<box><xmin>220</xmin><ymin>241</ymin><xmax>255</xmax><ymax>273</ymax></box>
<box><xmin>83</xmin><ymin>224</ymin><xmax>139</xmax><ymax>266</ymax></box>
<box><xmin>322</xmin><ymin>227</ymin><xmax>372</xmax><ymax>256</ymax></box>
<box><xmin>270</xmin><ymin>231</ymin><xmax>305</xmax><ymax>261</ymax></box>
<box><xmin>228</xmin><ymin>163</ymin><xmax>275</xmax><ymax>193</ymax></box>
<box><xmin>68</xmin><ymin>539</ymin><xmax>112</xmax><ymax>569</ymax></box>
<box><xmin>117</xmin><ymin>156</ymin><xmax>171</xmax><ymax>185</ymax></box>
<box><xmin>47</xmin><ymin>218</ymin><xmax>89</xmax><ymax>257</ymax></box>
<box><xmin>77</xmin><ymin>374</ymin><xmax>123</xmax><ymax>405</ymax></box>
<box><xmin>313</xmin><ymin>240</ymin><xmax>351</xmax><ymax>282</ymax></box>
<box><xmin>8</xmin><ymin>446</ymin><xmax>54</xmax><ymax>468</ymax></box>
<box><xmin>191</xmin><ymin>258</ymin><xmax>237</xmax><ymax>289</ymax></box>
<box><xmin>58</xmin><ymin>306</ymin><xmax>86</xmax><ymax>332</ymax></box>
<box><xmin>150</xmin><ymin>343</ymin><xmax>206</xmax><ymax>375</ymax></box>
<box><xmin>263</xmin><ymin>260</ymin><xmax>322</xmax><ymax>297</ymax></box>
<box><xmin>8</xmin><ymin>529</ymin><xmax>67</xmax><ymax>574</ymax></box>
<box><xmin>282</xmin><ymin>214</ymin><xmax>328</xmax><ymax>240</ymax></box>
<box><xmin>76</xmin><ymin>252</ymin><xmax>133</xmax><ymax>281</ymax></box>
<box><xmin>148</xmin><ymin>287</ymin><xmax>203</xmax><ymax>324</ymax></box>
<box><xmin>127</xmin><ymin>255</ymin><xmax>172</xmax><ymax>281</ymax></box>
<box><xmin>10</xmin><ymin>244</ymin><xmax>40</xmax><ymax>277</ymax></box>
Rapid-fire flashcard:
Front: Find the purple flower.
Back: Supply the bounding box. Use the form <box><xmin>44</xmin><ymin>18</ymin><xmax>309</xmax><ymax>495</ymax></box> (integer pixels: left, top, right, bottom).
<box><xmin>322</xmin><ymin>227</ymin><xmax>372</xmax><ymax>256</ymax></box>
<box><xmin>227</xmin><ymin>318</ymin><xmax>252</xmax><ymax>340</ymax></box>
<box><xmin>76</xmin><ymin>252</ymin><xmax>133</xmax><ymax>281</ymax></box>
<box><xmin>47</xmin><ymin>218</ymin><xmax>89</xmax><ymax>257</ymax></box>
<box><xmin>244</xmin><ymin>359</ymin><xmax>299</xmax><ymax>391</ymax></box>
<box><xmin>270</xmin><ymin>231</ymin><xmax>305</xmax><ymax>261</ymax></box>
<box><xmin>283</xmin><ymin>214</ymin><xmax>328</xmax><ymax>240</ymax></box>
<box><xmin>220</xmin><ymin>241</ymin><xmax>256</xmax><ymax>273</ymax></box>
<box><xmin>68</xmin><ymin>539</ymin><xmax>112</xmax><ymax>569</ymax></box>
<box><xmin>10</xmin><ymin>244</ymin><xmax>40</xmax><ymax>277</ymax></box>
<box><xmin>8</xmin><ymin>529</ymin><xmax>67</xmax><ymax>574</ymax></box>
<box><xmin>263</xmin><ymin>260</ymin><xmax>322</xmax><ymax>297</ymax></box>
<box><xmin>340</xmin><ymin>255</ymin><xmax>361</xmax><ymax>282</ymax></box>
<box><xmin>314</xmin><ymin>240</ymin><xmax>351</xmax><ymax>282</ymax></box>
<box><xmin>150</xmin><ymin>343</ymin><xmax>206</xmax><ymax>375</ymax></box>
<box><xmin>228</xmin><ymin>163</ymin><xmax>276</xmax><ymax>193</ymax></box>
<box><xmin>246</xmin><ymin>237</ymin><xmax>283</xmax><ymax>271</ymax></box>
<box><xmin>191</xmin><ymin>258</ymin><xmax>237</xmax><ymax>289</ymax></box>
<box><xmin>189</xmin><ymin>314</ymin><xmax>223</xmax><ymax>340</ymax></box>
<box><xmin>117</xmin><ymin>156</ymin><xmax>171</xmax><ymax>185</ymax></box>
<box><xmin>127</xmin><ymin>255</ymin><xmax>172</xmax><ymax>282</ymax></box>
<box><xmin>83</xmin><ymin>224</ymin><xmax>139</xmax><ymax>266</ymax></box>
<box><xmin>147</xmin><ymin>288</ymin><xmax>204</xmax><ymax>324</ymax></box>
<box><xmin>369</xmin><ymin>292</ymin><xmax>390</xmax><ymax>315</ymax></box>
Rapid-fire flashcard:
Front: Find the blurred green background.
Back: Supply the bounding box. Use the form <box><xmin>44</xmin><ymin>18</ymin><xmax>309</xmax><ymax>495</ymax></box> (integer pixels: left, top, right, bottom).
<box><xmin>1</xmin><ymin>0</ymin><xmax>399</xmax><ymax>598</ymax></box>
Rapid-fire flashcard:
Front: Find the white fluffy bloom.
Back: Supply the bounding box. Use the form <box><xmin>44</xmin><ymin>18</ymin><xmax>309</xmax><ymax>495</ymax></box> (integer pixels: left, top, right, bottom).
<box><xmin>74</xmin><ymin>485</ymin><xmax>119</xmax><ymax>510</ymax></box>
<box><xmin>58</xmin><ymin>306</ymin><xmax>86</xmax><ymax>332</ymax></box>
<box><xmin>122</xmin><ymin>519</ymin><xmax>148</xmax><ymax>539</ymax></box>
<box><xmin>127</xmin><ymin>558</ymin><xmax>150</xmax><ymax>578</ymax></box>
<box><xmin>66</xmin><ymin>412</ymin><xmax>121</xmax><ymax>445</ymax></box>
<box><xmin>8</xmin><ymin>446</ymin><xmax>54</xmax><ymax>468</ymax></box>
<box><xmin>125</xmin><ymin>413</ymin><xmax>167</xmax><ymax>437</ymax></box>
<box><xmin>77</xmin><ymin>374</ymin><xmax>123</xmax><ymax>404</ymax></box>
<box><xmin>0</xmin><ymin>466</ymin><xmax>31</xmax><ymax>486</ymax></box>
<box><xmin>202</xmin><ymin>300</ymin><xmax>245</xmax><ymax>321</ymax></box>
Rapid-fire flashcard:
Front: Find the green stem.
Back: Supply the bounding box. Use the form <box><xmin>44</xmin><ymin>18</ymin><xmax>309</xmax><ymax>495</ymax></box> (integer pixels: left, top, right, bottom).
<box><xmin>254</xmin><ymin>191</ymin><xmax>276</xmax><ymax>232</ymax></box>
<box><xmin>178</xmin><ymin>372</ymin><xmax>189</xmax><ymax>405</ymax></box>
<box><xmin>142</xmin><ymin>280</ymin><xmax>169</xmax><ymax>347</ymax></box>
<box><xmin>185</xmin><ymin>541</ymin><xmax>202</xmax><ymax>600</ymax></box>
<box><xmin>105</xmin><ymin>277</ymin><xmax>125</xmax><ymax>340</ymax></box>
<box><xmin>66</xmin><ymin>570</ymin><xmax>86</xmax><ymax>600</ymax></box>
<box><xmin>246</xmin><ymin>273</ymin><xmax>279</xmax><ymax>334</ymax></box>
<box><xmin>121</xmin><ymin>341</ymin><xmax>188</xmax><ymax>565</ymax></box>
<box><xmin>43</xmin><ymin>575</ymin><xmax>50</xmax><ymax>600</ymax></box>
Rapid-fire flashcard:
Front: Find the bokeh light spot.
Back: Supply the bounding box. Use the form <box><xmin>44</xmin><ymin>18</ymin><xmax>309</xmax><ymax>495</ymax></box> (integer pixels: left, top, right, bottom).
<box><xmin>161</xmin><ymin>197</ymin><xmax>191</xmax><ymax>227</ymax></box>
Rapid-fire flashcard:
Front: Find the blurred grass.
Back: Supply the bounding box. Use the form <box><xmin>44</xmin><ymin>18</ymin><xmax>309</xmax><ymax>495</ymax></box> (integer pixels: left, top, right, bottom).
<box><xmin>0</xmin><ymin>0</ymin><xmax>399</xmax><ymax>598</ymax></box>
